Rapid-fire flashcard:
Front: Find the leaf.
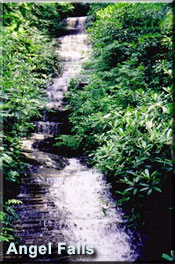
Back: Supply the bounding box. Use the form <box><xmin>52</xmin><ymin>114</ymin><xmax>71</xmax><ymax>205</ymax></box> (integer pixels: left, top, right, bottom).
<box><xmin>125</xmin><ymin>187</ymin><xmax>133</xmax><ymax>192</ymax></box>
<box><xmin>170</xmin><ymin>250</ymin><xmax>175</xmax><ymax>259</ymax></box>
<box><xmin>133</xmin><ymin>188</ymin><xmax>137</xmax><ymax>195</ymax></box>
<box><xmin>142</xmin><ymin>141</ymin><xmax>146</xmax><ymax>148</ymax></box>
<box><xmin>140</xmin><ymin>183</ymin><xmax>149</xmax><ymax>187</ymax></box>
<box><xmin>103</xmin><ymin>113</ymin><xmax>111</xmax><ymax>119</ymax></box>
<box><xmin>2</xmin><ymin>227</ymin><xmax>13</xmax><ymax>232</ymax></box>
<box><xmin>135</xmin><ymin>176</ymin><xmax>140</xmax><ymax>183</ymax></box>
<box><xmin>167</xmin><ymin>129</ymin><xmax>172</xmax><ymax>139</ymax></box>
<box><xmin>140</xmin><ymin>187</ymin><xmax>149</xmax><ymax>192</ymax></box>
<box><xmin>169</xmin><ymin>103</ymin><xmax>173</xmax><ymax>114</ymax></box>
<box><xmin>127</xmin><ymin>171</ymin><xmax>138</xmax><ymax>176</ymax></box>
<box><xmin>153</xmin><ymin>187</ymin><xmax>162</xmax><ymax>193</ymax></box>
<box><xmin>144</xmin><ymin>169</ymin><xmax>149</xmax><ymax>177</ymax></box>
<box><xmin>147</xmin><ymin>189</ymin><xmax>152</xmax><ymax>196</ymax></box>
<box><xmin>161</xmin><ymin>253</ymin><xmax>173</xmax><ymax>261</ymax></box>
<box><xmin>115</xmin><ymin>191</ymin><xmax>122</xmax><ymax>194</ymax></box>
<box><xmin>6</xmin><ymin>199</ymin><xmax>22</xmax><ymax>205</ymax></box>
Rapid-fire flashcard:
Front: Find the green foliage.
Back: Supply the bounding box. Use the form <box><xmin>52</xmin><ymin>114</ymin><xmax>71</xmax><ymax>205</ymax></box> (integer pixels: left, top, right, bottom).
<box><xmin>1</xmin><ymin>22</ymin><xmax>58</xmax><ymax>184</ymax></box>
<box><xmin>3</xmin><ymin>3</ymin><xmax>74</xmax><ymax>36</ymax></box>
<box><xmin>1</xmin><ymin>3</ymin><xmax>74</xmax><ymax>242</ymax></box>
<box><xmin>0</xmin><ymin>199</ymin><xmax>21</xmax><ymax>242</ymax></box>
<box><xmin>65</xmin><ymin>3</ymin><xmax>173</xmax><ymax>225</ymax></box>
<box><xmin>86</xmin><ymin>3</ymin><xmax>111</xmax><ymax>28</ymax></box>
<box><xmin>162</xmin><ymin>250</ymin><xmax>175</xmax><ymax>262</ymax></box>
<box><xmin>54</xmin><ymin>135</ymin><xmax>80</xmax><ymax>155</ymax></box>
<box><xmin>55</xmin><ymin>135</ymin><xmax>79</xmax><ymax>150</ymax></box>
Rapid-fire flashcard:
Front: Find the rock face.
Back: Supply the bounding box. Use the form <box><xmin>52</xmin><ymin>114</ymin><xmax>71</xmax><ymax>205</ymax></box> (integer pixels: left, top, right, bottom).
<box><xmin>21</xmin><ymin>151</ymin><xmax>68</xmax><ymax>169</ymax></box>
<box><xmin>5</xmin><ymin>16</ymin><xmax>139</xmax><ymax>263</ymax></box>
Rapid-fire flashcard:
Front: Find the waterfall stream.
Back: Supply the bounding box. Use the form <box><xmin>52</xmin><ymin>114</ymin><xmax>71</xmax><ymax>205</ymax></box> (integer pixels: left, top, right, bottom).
<box><xmin>6</xmin><ymin>17</ymin><xmax>139</xmax><ymax>263</ymax></box>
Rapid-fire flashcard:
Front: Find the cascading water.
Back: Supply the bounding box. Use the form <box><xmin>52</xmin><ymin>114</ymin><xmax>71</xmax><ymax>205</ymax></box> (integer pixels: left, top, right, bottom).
<box><xmin>35</xmin><ymin>16</ymin><xmax>89</xmax><ymax>137</ymax></box>
<box><xmin>5</xmin><ymin>17</ymin><xmax>139</xmax><ymax>263</ymax></box>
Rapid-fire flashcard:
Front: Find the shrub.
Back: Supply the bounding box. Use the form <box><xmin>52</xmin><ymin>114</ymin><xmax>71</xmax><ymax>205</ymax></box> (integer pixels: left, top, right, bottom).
<box><xmin>65</xmin><ymin>3</ymin><xmax>173</xmax><ymax>227</ymax></box>
<box><xmin>1</xmin><ymin>3</ymin><xmax>74</xmax><ymax>242</ymax></box>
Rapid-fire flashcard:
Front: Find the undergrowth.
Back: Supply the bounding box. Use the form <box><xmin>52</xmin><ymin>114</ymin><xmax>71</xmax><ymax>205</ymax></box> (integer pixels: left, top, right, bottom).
<box><xmin>56</xmin><ymin>4</ymin><xmax>173</xmax><ymax>257</ymax></box>
<box><xmin>1</xmin><ymin>3</ymin><xmax>74</xmax><ymax>243</ymax></box>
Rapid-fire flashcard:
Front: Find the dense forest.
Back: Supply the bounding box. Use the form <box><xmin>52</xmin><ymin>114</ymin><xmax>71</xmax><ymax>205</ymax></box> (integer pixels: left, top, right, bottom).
<box><xmin>1</xmin><ymin>2</ymin><xmax>174</xmax><ymax>263</ymax></box>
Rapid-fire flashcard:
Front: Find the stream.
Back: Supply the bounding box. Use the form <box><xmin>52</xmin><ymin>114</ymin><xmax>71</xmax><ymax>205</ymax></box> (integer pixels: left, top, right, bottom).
<box><xmin>6</xmin><ymin>17</ymin><xmax>139</xmax><ymax>263</ymax></box>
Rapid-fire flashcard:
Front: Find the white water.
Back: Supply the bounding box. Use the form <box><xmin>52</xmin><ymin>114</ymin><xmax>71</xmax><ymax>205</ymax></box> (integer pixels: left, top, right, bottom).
<box><xmin>48</xmin><ymin>158</ymin><xmax>138</xmax><ymax>261</ymax></box>
<box><xmin>46</xmin><ymin>17</ymin><xmax>90</xmax><ymax>112</ymax></box>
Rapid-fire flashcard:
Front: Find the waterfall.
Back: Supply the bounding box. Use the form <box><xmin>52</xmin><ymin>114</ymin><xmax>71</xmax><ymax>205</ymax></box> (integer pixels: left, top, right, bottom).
<box><xmin>5</xmin><ymin>17</ymin><xmax>139</xmax><ymax>263</ymax></box>
<box><xmin>35</xmin><ymin>16</ymin><xmax>89</xmax><ymax>136</ymax></box>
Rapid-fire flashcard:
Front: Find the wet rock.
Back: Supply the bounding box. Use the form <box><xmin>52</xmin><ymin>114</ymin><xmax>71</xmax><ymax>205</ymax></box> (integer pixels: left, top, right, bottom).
<box><xmin>21</xmin><ymin>151</ymin><xmax>68</xmax><ymax>169</ymax></box>
<box><xmin>12</xmin><ymin>158</ymin><xmax>139</xmax><ymax>262</ymax></box>
<box><xmin>21</xmin><ymin>134</ymin><xmax>52</xmax><ymax>153</ymax></box>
